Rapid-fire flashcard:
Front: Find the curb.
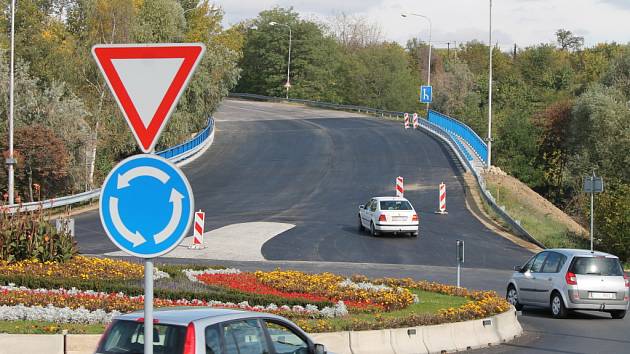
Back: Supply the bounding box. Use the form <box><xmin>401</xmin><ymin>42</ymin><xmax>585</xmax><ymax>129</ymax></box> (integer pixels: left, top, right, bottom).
<box><xmin>0</xmin><ymin>308</ymin><xmax>522</xmax><ymax>354</ymax></box>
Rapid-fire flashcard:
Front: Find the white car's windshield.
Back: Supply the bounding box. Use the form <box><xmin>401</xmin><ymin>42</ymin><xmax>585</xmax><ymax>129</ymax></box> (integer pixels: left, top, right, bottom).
<box><xmin>380</xmin><ymin>201</ymin><xmax>412</xmax><ymax>210</ymax></box>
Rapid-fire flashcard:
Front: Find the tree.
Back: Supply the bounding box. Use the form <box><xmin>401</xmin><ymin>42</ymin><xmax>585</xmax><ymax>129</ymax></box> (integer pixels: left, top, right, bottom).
<box><xmin>327</xmin><ymin>13</ymin><xmax>383</xmax><ymax>50</ymax></box>
<box><xmin>556</xmin><ymin>29</ymin><xmax>584</xmax><ymax>52</ymax></box>
<box><xmin>237</xmin><ymin>8</ymin><xmax>343</xmax><ymax>102</ymax></box>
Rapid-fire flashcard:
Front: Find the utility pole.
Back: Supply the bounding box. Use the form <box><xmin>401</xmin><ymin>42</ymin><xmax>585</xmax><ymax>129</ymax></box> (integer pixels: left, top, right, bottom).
<box><xmin>487</xmin><ymin>0</ymin><xmax>493</xmax><ymax>168</ymax></box>
<box><xmin>7</xmin><ymin>0</ymin><xmax>17</xmax><ymax>204</ymax></box>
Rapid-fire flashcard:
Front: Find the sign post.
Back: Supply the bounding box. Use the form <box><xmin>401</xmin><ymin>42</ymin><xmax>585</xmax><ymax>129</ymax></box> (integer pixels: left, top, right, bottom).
<box><xmin>583</xmin><ymin>172</ymin><xmax>604</xmax><ymax>252</ymax></box>
<box><xmin>93</xmin><ymin>43</ymin><xmax>204</xmax><ymax>354</ymax></box>
<box><xmin>456</xmin><ymin>240</ymin><xmax>464</xmax><ymax>288</ymax></box>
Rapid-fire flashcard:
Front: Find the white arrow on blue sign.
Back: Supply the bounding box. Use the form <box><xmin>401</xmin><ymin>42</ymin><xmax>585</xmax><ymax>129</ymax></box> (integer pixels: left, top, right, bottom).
<box><xmin>420</xmin><ymin>85</ymin><xmax>433</xmax><ymax>103</ymax></box>
<box><xmin>99</xmin><ymin>154</ymin><xmax>194</xmax><ymax>258</ymax></box>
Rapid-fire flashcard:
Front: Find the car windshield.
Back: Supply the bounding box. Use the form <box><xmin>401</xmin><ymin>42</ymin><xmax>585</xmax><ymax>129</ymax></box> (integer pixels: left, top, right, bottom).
<box><xmin>96</xmin><ymin>320</ymin><xmax>187</xmax><ymax>354</ymax></box>
<box><xmin>379</xmin><ymin>201</ymin><xmax>412</xmax><ymax>210</ymax></box>
<box><xmin>569</xmin><ymin>257</ymin><xmax>623</xmax><ymax>276</ymax></box>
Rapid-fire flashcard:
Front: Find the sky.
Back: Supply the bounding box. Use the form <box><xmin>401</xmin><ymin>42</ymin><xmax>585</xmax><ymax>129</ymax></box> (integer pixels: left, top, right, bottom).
<box><xmin>213</xmin><ymin>0</ymin><xmax>630</xmax><ymax>50</ymax></box>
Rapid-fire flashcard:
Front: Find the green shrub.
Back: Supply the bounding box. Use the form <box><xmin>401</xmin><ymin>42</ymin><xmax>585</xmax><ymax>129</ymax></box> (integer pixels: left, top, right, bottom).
<box><xmin>0</xmin><ymin>210</ymin><xmax>76</xmax><ymax>263</ymax></box>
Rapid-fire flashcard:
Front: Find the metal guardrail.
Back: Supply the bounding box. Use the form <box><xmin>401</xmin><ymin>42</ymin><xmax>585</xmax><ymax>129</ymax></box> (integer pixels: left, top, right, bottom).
<box><xmin>428</xmin><ymin>110</ymin><xmax>488</xmax><ymax>165</ymax></box>
<box><xmin>231</xmin><ymin>93</ymin><xmax>544</xmax><ymax>248</ymax></box>
<box><xmin>4</xmin><ymin>117</ymin><xmax>215</xmax><ymax>214</ymax></box>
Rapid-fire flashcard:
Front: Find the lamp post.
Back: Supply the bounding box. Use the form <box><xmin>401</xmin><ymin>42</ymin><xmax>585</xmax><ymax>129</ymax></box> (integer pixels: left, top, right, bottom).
<box><xmin>7</xmin><ymin>0</ymin><xmax>16</xmax><ymax>204</ymax></box>
<box><xmin>487</xmin><ymin>0</ymin><xmax>493</xmax><ymax>168</ymax></box>
<box><xmin>401</xmin><ymin>13</ymin><xmax>432</xmax><ymax>115</ymax></box>
<box><xmin>269</xmin><ymin>21</ymin><xmax>292</xmax><ymax>99</ymax></box>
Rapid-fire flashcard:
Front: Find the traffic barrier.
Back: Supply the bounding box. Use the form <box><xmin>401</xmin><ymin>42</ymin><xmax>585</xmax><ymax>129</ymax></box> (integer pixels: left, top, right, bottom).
<box><xmin>0</xmin><ymin>334</ymin><xmax>64</xmax><ymax>354</ymax></box>
<box><xmin>422</xmin><ymin>323</ymin><xmax>456</xmax><ymax>353</ymax></box>
<box><xmin>435</xmin><ymin>182</ymin><xmax>448</xmax><ymax>214</ymax></box>
<box><xmin>310</xmin><ymin>332</ymin><xmax>352</xmax><ymax>354</ymax></box>
<box><xmin>396</xmin><ymin>176</ymin><xmax>404</xmax><ymax>197</ymax></box>
<box><xmin>390</xmin><ymin>327</ymin><xmax>429</xmax><ymax>354</ymax></box>
<box><xmin>190</xmin><ymin>210</ymin><xmax>205</xmax><ymax>249</ymax></box>
<box><xmin>450</xmin><ymin>320</ymin><xmax>481</xmax><ymax>351</ymax></box>
<box><xmin>404</xmin><ymin>113</ymin><xmax>410</xmax><ymax>129</ymax></box>
<box><xmin>350</xmin><ymin>329</ymin><xmax>395</xmax><ymax>354</ymax></box>
<box><xmin>413</xmin><ymin>113</ymin><xmax>419</xmax><ymax>129</ymax></box>
<box><xmin>472</xmin><ymin>317</ymin><xmax>503</xmax><ymax>349</ymax></box>
<box><xmin>66</xmin><ymin>334</ymin><xmax>101</xmax><ymax>354</ymax></box>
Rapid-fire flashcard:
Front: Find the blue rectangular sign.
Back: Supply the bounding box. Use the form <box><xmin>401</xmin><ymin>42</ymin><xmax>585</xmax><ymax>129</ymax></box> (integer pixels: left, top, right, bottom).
<box><xmin>420</xmin><ymin>85</ymin><xmax>432</xmax><ymax>103</ymax></box>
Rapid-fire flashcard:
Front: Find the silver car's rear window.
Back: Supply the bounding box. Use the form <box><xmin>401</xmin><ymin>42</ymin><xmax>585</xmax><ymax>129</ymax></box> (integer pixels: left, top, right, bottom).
<box><xmin>569</xmin><ymin>257</ymin><xmax>623</xmax><ymax>276</ymax></box>
<box><xmin>96</xmin><ymin>320</ymin><xmax>186</xmax><ymax>354</ymax></box>
<box><xmin>380</xmin><ymin>201</ymin><xmax>412</xmax><ymax>210</ymax></box>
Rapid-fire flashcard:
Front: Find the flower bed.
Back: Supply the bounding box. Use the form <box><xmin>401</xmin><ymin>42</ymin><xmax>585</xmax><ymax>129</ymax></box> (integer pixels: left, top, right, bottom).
<box><xmin>0</xmin><ymin>256</ymin><xmax>143</xmax><ymax>281</ymax></box>
<box><xmin>0</xmin><ymin>258</ymin><xmax>511</xmax><ymax>333</ymax></box>
<box><xmin>0</xmin><ymin>284</ymin><xmax>349</xmax><ymax>324</ymax></box>
<box><xmin>188</xmin><ymin>269</ymin><xmax>416</xmax><ymax>311</ymax></box>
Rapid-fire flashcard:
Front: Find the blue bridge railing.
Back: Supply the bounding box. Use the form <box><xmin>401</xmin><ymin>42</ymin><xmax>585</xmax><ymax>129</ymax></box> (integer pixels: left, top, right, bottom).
<box><xmin>157</xmin><ymin>118</ymin><xmax>214</xmax><ymax>159</ymax></box>
<box><xmin>428</xmin><ymin>110</ymin><xmax>487</xmax><ymax>165</ymax></box>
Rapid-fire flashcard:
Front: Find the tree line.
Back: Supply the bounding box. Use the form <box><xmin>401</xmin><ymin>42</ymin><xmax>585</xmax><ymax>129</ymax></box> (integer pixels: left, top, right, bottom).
<box><xmin>236</xmin><ymin>8</ymin><xmax>629</xmax><ymax>261</ymax></box>
<box><xmin>0</xmin><ymin>0</ymin><xmax>241</xmax><ymax>202</ymax></box>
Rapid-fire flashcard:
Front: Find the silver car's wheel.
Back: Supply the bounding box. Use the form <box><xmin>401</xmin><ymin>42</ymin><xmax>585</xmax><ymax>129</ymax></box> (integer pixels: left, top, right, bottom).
<box><xmin>506</xmin><ymin>286</ymin><xmax>523</xmax><ymax>310</ymax></box>
<box><xmin>551</xmin><ymin>293</ymin><xmax>568</xmax><ymax>318</ymax></box>
<box><xmin>358</xmin><ymin>216</ymin><xmax>364</xmax><ymax>232</ymax></box>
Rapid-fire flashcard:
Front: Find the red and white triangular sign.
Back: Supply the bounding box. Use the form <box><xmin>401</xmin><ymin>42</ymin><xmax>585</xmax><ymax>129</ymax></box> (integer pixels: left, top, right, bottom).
<box><xmin>92</xmin><ymin>43</ymin><xmax>205</xmax><ymax>153</ymax></box>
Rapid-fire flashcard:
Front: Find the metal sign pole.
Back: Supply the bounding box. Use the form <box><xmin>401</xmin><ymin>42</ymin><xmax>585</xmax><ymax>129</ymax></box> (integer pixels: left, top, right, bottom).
<box><xmin>456</xmin><ymin>240</ymin><xmax>464</xmax><ymax>288</ymax></box>
<box><xmin>144</xmin><ymin>259</ymin><xmax>153</xmax><ymax>354</ymax></box>
<box><xmin>590</xmin><ymin>174</ymin><xmax>594</xmax><ymax>253</ymax></box>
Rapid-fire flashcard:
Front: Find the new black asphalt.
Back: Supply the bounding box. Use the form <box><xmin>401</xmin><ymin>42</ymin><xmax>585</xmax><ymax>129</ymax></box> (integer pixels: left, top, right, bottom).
<box><xmin>74</xmin><ymin>99</ymin><xmax>531</xmax><ymax>269</ymax></box>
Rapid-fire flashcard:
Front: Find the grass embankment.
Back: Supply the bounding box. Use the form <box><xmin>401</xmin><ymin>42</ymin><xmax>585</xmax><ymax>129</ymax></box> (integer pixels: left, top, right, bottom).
<box><xmin>482</xmin><ymin>171</ymin><xmax>588</xmax><ymax>249</ymax></box>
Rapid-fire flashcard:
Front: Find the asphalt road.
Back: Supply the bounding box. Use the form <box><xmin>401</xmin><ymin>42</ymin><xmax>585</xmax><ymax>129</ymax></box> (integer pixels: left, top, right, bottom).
<box><xmin>74</xmin><ymin>99</ymin><xmax>628</xmax><ymax>353</ymax></box>
<box><xmin>75</xmin><ymin>99</ymin><xmax>531</xmax><ymax>269</ymax></box>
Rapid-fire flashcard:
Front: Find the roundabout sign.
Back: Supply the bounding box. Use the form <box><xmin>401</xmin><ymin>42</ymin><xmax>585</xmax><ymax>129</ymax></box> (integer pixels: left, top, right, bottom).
<box><xmin>99</xmin><ymin>154</ymin><xmax>193</xmax><ymax>258</ymax></box>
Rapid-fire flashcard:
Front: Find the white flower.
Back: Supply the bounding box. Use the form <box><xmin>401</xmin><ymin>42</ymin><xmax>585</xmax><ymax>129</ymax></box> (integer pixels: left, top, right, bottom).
<box><xmin>153</xmin><ymin>268</ymin><xmax>170</xmax><ymax>280</ymax></box>
<box><xmin>181</xmin><ymin>268</ymin><xmax>242</xmax><ymax>282</ymax></box>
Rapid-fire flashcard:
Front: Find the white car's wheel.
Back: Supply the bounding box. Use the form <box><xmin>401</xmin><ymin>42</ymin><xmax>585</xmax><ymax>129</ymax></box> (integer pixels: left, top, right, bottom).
<box><xmin>370</xmin><ymin>222</ymin><xmax>378</xmax><ymax>236</ymax></box>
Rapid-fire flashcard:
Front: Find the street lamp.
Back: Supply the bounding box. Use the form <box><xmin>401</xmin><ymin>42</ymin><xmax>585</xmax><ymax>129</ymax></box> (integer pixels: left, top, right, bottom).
<box><xmin>269</xmin><ymin>21</ymin><xmax>292</xmax><ymax>99</ymax></box>
<box><xmin>6</xmin><ymin>0</ymin><xmax>16</xmax><ymax>204</ymax></box>
<box><xmin>401</xmin><ymin>13</ymin><xmax>432</xmax><ymax>115</ymax></box>
<box><xmin>487</xmin><ymin>0</ymin><xmax>493</xmax><ymax>168</ymax></box>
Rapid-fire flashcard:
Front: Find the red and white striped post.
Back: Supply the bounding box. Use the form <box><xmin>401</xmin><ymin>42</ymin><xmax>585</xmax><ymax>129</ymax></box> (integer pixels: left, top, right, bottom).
<box><xmin>436</xmin><ymin>182</ymin><xmax>448</xmax><ymax>214</ymax></box>
<box><xmin>191</xmin><ymin>210</ymin><xmax>205</xmax><ymax>249</ymax></box>
<box><xmin>404</xmin><ymin>113</ymin><xmax>410</xmax><ymax>129</ymax></box>
<box><xmin>413</xmin><ymin>113</ymin><xmax>419</xmax><ymax>129</ymax></box>
<box><xmin>396</xmin><ymin>176</ymin><xmax>404</xmax><ymax>197</ymax></box>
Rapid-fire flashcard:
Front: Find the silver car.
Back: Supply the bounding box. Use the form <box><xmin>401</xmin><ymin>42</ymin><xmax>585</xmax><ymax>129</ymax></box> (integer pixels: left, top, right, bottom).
<box><xmin>95</xmin><ymin>307</ymin><xmax>328</xmax><ymax>354</ymax></box>
<box><xmin>506</xmin><ymin>249</ymin><xmax>629</xmax><ymax>319</ymax></box>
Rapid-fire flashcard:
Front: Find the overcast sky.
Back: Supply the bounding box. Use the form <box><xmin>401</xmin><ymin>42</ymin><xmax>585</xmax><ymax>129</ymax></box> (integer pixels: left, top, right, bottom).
<box><xmin>213</xmin><ymin>0</ymin><xmax>630</xmax><ymax>50</ymax></box>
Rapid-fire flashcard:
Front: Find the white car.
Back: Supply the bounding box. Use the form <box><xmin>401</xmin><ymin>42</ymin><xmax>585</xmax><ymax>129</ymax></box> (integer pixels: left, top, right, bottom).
<box><xmin>358</xmin><ymin>197</ymin><xmax>419</xmax><ymax>237</ymax></box>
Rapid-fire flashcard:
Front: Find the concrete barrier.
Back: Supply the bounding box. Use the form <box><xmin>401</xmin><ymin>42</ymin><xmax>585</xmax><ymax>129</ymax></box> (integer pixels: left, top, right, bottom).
<box><xmin>311</xmin><ymin>332</ymin><xmax>352</xmax><ymax>354</ymax></box>
<box><xmin>0</xmin><ymin>307</ymin><xmax>522</xmax><ymax>354</ymax></box>
<box><xmin>390</xmin><ymin>327</ymin><xmax>428</xmax><ymax>354</ymax></box>
<box><xmin>66</xmin><ymin>334</ymin><xmax>100</xmax><ymax>354</ymax></box>
<box><xmin>0</xmin><ymin>334</ymin><xmax>63</xmax><ymax>354</ymax></box>
<box><xmin>350</xmin><ymin>329</ymin><xmax>394</xmax><ymax>354</ymax></box>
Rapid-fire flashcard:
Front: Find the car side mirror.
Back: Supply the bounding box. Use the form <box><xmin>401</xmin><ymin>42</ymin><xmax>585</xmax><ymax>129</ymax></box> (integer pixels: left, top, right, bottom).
<box><xmin>313</xmin><ymin>344</ymin><xmax>326</xmax><ymax>354</ymax></box>
<box><xmin>513</xmin><ymin>265</ymin><xmax>523</xmax><ymax>272</ymax></box>
<box><xmin>359</xmin><ymin>205</ymin><xmax>365</xmax><ymax>209</ymax></box>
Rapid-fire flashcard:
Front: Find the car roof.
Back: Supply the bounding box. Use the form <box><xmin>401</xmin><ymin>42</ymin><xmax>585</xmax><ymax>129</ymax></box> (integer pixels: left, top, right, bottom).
<box><xmin>372</xmin><ymin>196</ymin><xmax>410</xmax><ymax>202</ymax></box>
<box><xmin>113</xmin><ymin>307</ymin><xmax>285</xmax><ymax>326</ymax></box>
<box><xmin>546</xmin><ymin>248</ymin><xmax>618</xmax><ymax>258</ymax></box>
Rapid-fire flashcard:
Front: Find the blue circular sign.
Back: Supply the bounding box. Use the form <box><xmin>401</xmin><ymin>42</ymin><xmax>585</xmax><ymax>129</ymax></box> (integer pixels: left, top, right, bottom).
<box><xmin>99</xmin><ymin>154</ymin><xmax>194</xmax><ymax>258</ymax></box>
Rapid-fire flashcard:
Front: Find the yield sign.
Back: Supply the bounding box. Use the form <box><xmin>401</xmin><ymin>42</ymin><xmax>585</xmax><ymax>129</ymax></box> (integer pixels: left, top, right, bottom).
<box><xmin>92</xmin><ymin>43</ymin><xmax>206</xmax><ymax>153</ymax></box>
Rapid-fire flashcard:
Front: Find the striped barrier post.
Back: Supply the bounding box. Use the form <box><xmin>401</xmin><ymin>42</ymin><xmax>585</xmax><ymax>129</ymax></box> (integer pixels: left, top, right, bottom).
<box><xmin>190</xmin><ymin>210</ymin><xmax>205</xmax><ymax>249</ymax></box>
<box><xmin>396</xmin><ymin>176</ymin><xmax>404</xmax><ymax>197</ymax></box>
<box><xmin>436</xmin><ymin>182</ymin><xmax>448</xmax><ymax>214</ymax></box>
<box><xmin>413</xmin><ymin>113</ymin><xmax>419</xmax><ymax>129</ymax></box>
<box><xmin>404</xmin><ymin>113</ymin><xmax>410</xmax><ymax>129</ymax></box>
